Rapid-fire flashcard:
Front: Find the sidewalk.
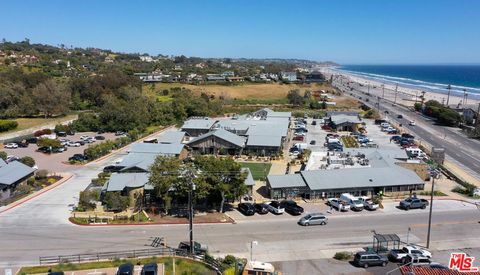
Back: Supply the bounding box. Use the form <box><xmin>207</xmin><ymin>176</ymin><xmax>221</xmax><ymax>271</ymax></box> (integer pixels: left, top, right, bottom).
<box><xmin>0</xmin><ymin>172</ymin><xmax>73</xmax><ymax>214</ymax></box>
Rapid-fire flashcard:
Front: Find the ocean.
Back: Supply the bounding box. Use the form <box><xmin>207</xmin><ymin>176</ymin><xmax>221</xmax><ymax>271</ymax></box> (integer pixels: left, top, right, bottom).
<box><xmin>338</xmin><ymin>65</ymin><xmax>480</xmax><ymax>99</ymax></box>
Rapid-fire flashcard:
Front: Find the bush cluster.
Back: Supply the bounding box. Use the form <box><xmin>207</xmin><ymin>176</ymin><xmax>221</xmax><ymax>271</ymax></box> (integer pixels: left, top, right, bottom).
<box><xmin>83</xmin><ymin>137</ymin><xmax>132</xmax><ymax>160</ymax></box>
<box><xmin>34</xmin><ymin>128</ymin><xmax>53</xmax><ymax>137</ymax></box>
<box><xmin>0</xmin><ymin>120</ymin><xmax>18</xmax><ymax>132</ymax></box>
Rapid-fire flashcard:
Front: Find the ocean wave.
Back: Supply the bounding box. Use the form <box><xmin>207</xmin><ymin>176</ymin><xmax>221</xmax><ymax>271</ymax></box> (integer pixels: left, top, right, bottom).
<box><xmin>337</xmin><ymin>68</ymin><xmax>480</xmax><ymax>94</ymax></box>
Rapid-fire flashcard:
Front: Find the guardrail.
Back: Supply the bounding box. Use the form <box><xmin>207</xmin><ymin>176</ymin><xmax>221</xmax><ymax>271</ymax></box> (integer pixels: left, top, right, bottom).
<box><xmin>39</xmin><ymin>247</ymin><xmax>224</xmax><ymax>274</ymax></box>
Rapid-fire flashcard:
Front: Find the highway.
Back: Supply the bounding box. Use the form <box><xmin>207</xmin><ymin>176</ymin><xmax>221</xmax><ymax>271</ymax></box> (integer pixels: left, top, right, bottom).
<box><xmin>332</xmin><ymin>78</ymin><xmax>480</xmax><ymax>180</ymax></box>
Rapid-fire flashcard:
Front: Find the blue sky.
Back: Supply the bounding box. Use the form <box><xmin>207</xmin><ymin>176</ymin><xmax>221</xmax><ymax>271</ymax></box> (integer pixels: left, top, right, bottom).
<box><xmin>1</xmin><ymin>0</ymin><xmax>479</xmax><ymax>64</ymax></box>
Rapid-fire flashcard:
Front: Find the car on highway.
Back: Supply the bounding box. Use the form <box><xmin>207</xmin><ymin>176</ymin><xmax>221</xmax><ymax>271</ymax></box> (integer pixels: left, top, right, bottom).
<box><xmin>327</xmin><ymin>198</ymin><xmax>350</xmax><ymax>211</ymax></box>
<box><xmin>4</xmin><ymin>143</ymin><xmax>18</xmax><ymax>149</ymax></box>
<box><xmin>116</xmin><ymin>263</ymin><xmax>134</xmax><ymax>275</ymax></box>
<box><xmin>399</xmin><ymin>197</ymin><xmax>429</xmax><ymax>210</ymax></box>
<box><xmin>397</xmin><ymin>114</ymin><xmax>403</xmax><ymax>119</ymax></box>
<box><xmin>141</xmin><ymin>263</ymin><xmax>158</xmax><ymax>275</ymax></box>
<box><xmin>353</xmin><ymin>251</ymin><xmax>388</xmax><ymax>268</ymax></box>
<box><xmin>298</xmin><ymin>213</ymin><xmax>328</xmax><ymax>226</ymax></box>
<box><xmin>409</xmin><ymin>120</ymin><xmax>416</xmax><ymax>126</ymax></box>
<box><xmin>253</xmin><ymin>203</ymin><xmax>269</xmax><ymax>214</ymax></box>
<box><xmin>279</xmin><ymin>200</ymin><xmax>304</xmax><ymax>215</ymax></box>
<box><xmin>267</xmin><ymin>201</ymin><xmax>285</xmax><ymax>215</ymax></box>
<box><xmin>238</xmin><ymin>202</ymin><xmax>255</xmax><ymax>216</ymax></box>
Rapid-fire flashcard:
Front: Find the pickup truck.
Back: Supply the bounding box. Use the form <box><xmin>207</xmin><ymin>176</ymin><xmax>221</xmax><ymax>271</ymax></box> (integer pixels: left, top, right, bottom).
<box><xmin>358</xmin><ymin>197</ymin><xmax>379</xmax><ymax>211</ymax></box>
<box><xmin>327</xmin><ymin>198</ymin><xmax>350</xmax><ymax>211</ymax></box>
<box><xmin>399</xmin><ymin>198</ymin><xmax>429</xmax><ymax>210</ymax></box>
<box><xmin>389</xmin><ymin>246</ymin><xmax>432</xmax><ymax>262</ymax></box>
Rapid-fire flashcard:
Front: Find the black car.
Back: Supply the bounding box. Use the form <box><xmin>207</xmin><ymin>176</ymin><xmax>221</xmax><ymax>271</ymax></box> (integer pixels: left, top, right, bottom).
<box><xmin>390</xmin><ymin>136</ymin><xmax>402</xmax><ymax>142</ymax></box>
<box><xmin>397</xmin><ymin>114</ymin><xmax>403</xmax><ymax>119</ymax></box>
<box><xmin>238</xmin><ymin>203</ymin><xmax>255</xmax><ymax>216</ymax></box>
<box><xmin>141</xmin><ymin>263</ymin><xmax>158</xmax><ymax>275</ymax></box>
<box><xmin>280</xmin><ymin>200</ymin><xmax>304</xmax><ymax>215</ymax></box>
<box><xmin>310</xmin><ymin>140</ymin><xmax>316</xmax><ymax>145</ymax></box>
<box><xmin>57</xmin><ymin>131</ymin><xmax>67</xmax><ymax>137</ymax></box>
<box><xmin>95</xmin><ymin>135</ymin><xmax>106</xmax><ymax>140</ymax></box>
<box><xmin>26</xmin><ymin>137</ymin><xmax>38</xmax><ymax>144</ymax></box>
<box><xmin>48</xmin><ymin>272</ymin><xmax>65</xmax><ymax>275</ymax></box>
<box><xmin>69</xmin><ymin>154</ymin><xmax>86</xmax><ymax>162</ymax></box>
<box><xmin>37</xmin><ymin>146</ymin><xmax>52</xmax><ymax>153</ymax></box>
<box><xmin>254</xmin><ymin>203</ymin><xmax>269</xmax><ymax>214</ymax></box>
<box><xmin>311</xmin><ymin>120</ymin><xmax>317</xmax><ymax>125</ymax></box>
<box><xmin>116</xmin><ymin>263</ymin><xmax>134</xmax><ymax>275</ymax></box>
<box><xmin>77</xmin><ymin>140</ymin><xmax>86</xmax><ymax>146</ymax></box>
<box><xmin>178</xmin><ymin>241</ymin><xmax>208</xmax><ymax>254</ymax></box>
<box><xmin>17</xmin><ymin>141</ymin><xmax>29</xmax><ymax>148</ymax></box>
<box><xmin>401</xmin><ymin>133</ymin><xmax>415</xmax><ymax>139</ymax></box>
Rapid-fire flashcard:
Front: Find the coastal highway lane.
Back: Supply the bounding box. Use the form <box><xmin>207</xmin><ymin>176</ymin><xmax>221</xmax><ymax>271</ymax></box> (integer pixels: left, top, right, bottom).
<box><xmin>1</xmin><ymin>205</ymin><xmax>480</xmax><ymax>267</ymax></box>
<box><xmin>333</xmin><ymin>80</ymin><xmax>480</xmax><ymax>180</ymax></box>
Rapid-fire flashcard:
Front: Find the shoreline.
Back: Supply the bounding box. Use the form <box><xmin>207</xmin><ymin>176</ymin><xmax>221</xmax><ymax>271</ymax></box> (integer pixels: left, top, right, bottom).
<box><xmin>321</xmin><ymin>67</ymin><xmax>480</xmax><ymax>108</ymax></box>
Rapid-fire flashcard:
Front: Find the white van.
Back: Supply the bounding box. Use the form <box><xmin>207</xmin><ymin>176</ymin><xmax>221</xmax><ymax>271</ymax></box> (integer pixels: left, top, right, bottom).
<box><xmin>339</xmin><ymin>193</ymin><xmax>364</xmax><ymax>211</ymax></box>
<box><xmin>405</xmin><ymin>147</ymin><xmax>426</xmax><ymax>158</ymax></box>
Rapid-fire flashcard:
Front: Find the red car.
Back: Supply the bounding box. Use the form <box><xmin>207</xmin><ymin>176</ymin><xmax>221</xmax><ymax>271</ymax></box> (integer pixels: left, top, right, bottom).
<box><xmin>293</xmin><ymin>136</ymin><xmax>304</xmax><ymax>141</ymax></box>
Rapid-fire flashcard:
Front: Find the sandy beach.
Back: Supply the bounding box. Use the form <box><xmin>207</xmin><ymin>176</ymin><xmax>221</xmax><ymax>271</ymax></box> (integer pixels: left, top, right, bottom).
<box><xmin>320</xmin><ymin>67</ymin><xmax>480</xmax><ymax>109</ymax></box>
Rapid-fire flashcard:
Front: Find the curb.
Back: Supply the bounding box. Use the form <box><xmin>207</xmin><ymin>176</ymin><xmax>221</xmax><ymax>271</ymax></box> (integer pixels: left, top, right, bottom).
<box><xmin>0</xmin><ymin>173</ymin><xmax>73</xmax><ymax>214</ymax></box>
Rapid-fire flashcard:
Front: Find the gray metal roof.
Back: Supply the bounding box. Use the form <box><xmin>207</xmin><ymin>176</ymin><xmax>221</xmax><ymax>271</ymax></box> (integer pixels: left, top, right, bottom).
<box><xmin>187</xmin><ymin>129</ymin><xmax>246</xmax><ymax>147</ymax></box>
<box><xmin>242</xmin><ymin>168</ymin><xmax>255</xmax><ymax>186</ymax></box>
<box><xmin>267</xmin><ymin>111</ymin><xmax>292</xmax><ymax>118</ymax></box>
<box><xmin>0</xmin><ymin>159</ymin><xmax>7</xmax><ymax>168</ymax></box>
<box><xmin>156</xmin><ymin>130</ymin><xmax>186</xmax><ymax>144</ymax></box>
<box><xmin>104</xmin><ymin>173</ymin><xmax>150</xmax><ymax>192</ymax></box>
<box><xmin>301</xmin><ymin>166</ymin><xmax>423</xmax><ymax>191</ymax></box>
<box><xmin>181</xmin><ymin>118</ymin><xmax>217</xmax><ymax>130</ymax></box>
<box><xmin>117</xmin><ymin>153</ymin><xmax>157</xmax><ymax>172</ymax></box>
<box><xmin>246</xmin><ymin>134</ymin><xmax>282</xmax><ymax>147</ymax></box>
<box><xmin>267</xmin><ymin>174</ymin><xmax>306</xmax><ymax>189</ymax></box>
<box><xmin>0</xmin><ymin>161</ymin><xmax>35</xmax><ymax>186</ymax></box>
<box><xmin>128</xmin><ymin>143</ymin><xmax>184</xmax><ymax>155</ymax></box>
<box><xmin>330</xmin><ymin>114</ymin><xmax>362</xmax><ymax>125</ymax></box>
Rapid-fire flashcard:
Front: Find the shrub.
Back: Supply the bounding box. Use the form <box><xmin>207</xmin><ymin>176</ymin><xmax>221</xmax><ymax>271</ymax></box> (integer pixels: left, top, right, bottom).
<box><xmin>34</xmin><ymin>128</ymin><xmax>53</xmax><ymax>137</ymax></box>
<box><xmin>27</xmin><ymin>177</ymin><xmax>35</xmax><ymax>186</ymax></box>
<box><xmin>222</xmin><ymin>255</ymin><xmax>237</xmax><ymax>267</ymax></box>
<box><xmin>0</xmin><ymin>151</ymin><xmax>7</xmax><ymax>161</ymax></box>
<box><xmin>35</xmin><ymin>169</ymin><xmax>49</xmax><ymax>180</ymax></box>
<box><xmin>0</xmin><ymin>120</ymin><xmax>18</xmax><ymax>132</ymax></box>
<box><xmin>333</xmin><ymin>251</ymin><xmax>353</xmax><ymax>261</ymax></box>
<box><xmin>37</xmin><ymin>138</ymin><xmax>62</xmax><ymax>148</ymax></box>
<box><xmin>20</xmin><ymin>156</ymin><xmax>36</xmax><ymax>167</ymax></box>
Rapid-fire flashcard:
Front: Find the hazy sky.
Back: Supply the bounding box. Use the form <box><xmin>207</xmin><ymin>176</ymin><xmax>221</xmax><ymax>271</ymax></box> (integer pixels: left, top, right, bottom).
<box><xmin>1</xmin><ymin>0</ymin><xmax>479</xmax><ymax>64</ymax></box>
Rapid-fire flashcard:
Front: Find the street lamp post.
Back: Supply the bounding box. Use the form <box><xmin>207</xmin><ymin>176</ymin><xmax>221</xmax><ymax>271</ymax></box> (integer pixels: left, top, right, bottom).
<box><xmin>394</xmin><ymin>84</ymin><xmax>398</xmax><ymax>104</ymax></box>
<box><xmin>426</xmin><ymin>169</ymin><xmax>439</xmax><ymax>249</ymax></box>
<box><xmin>189</xmin><ymin>179</ymin><xmax>196</xmax><ymax>254</ymax></box>
<box><xmin>250</xmin><ymin>240</ymin><xmax>258</xmax><ymax>261</ymax></box>
<box><xmin>382</xmin><ymin>84</ymin><xmax>385</xmax><ymax>99</ymax></box>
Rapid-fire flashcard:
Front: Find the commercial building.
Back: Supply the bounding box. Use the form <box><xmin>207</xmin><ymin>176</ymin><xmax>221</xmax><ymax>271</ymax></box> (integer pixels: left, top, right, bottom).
<box><xmin>0</xmin><ymin>160</ymin><xmax>36</xmax><ymax>202</ymax></box>
<box><xmin>324</xmin><ymin>111</ymin><xmax>364</xmax><ymax>132</ymax></box>
<box><xmin>181</xmin><ymin>118</ymin><xmax>218</xmax><ymax>137</ymax></box>
<box><xmin>267</xmin><ymin>149</ymin><xmax>425</xmax><ymax>199</ymax></box>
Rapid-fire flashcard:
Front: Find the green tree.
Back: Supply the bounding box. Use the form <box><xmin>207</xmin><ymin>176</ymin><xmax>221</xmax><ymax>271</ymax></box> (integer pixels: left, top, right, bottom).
<box><xmin>194</xmin><ymin>156</ymin><xmax>247</xmax><ymax>213</ymax></box>
<box><xmin>414</xmin><ymin>102</ymin><xmax>422</xmax><ymax>112</ymax></box>
<box><xmin>287</xmin><ymin>89</ymin><xmax>305</xmax><ymax>106</ymax></box>
<box><xmin>148</xmin><ymin>156</ymin><xmax>183</xmax><ymax>210</ymax></box>
<box><xmin>104</xmin><ymin>192</ymin><xmax>129</xmax><ymax>211</ymax></box>
<box><xmin>19</xmin><ymin>156</ymin><xmax>35</xmax><ymax>167</ymax></box>
<box><xmin>37</xmin><ymin>138</ymin><xmax>62</xmax><ymax>148</ymax></box>
<box><xmin>79</xmin><ymin>189</ymin><xmax>100</xmax><ymax>211</ymax></box>
<box><xmin>32</xmin><ymin>79</ymin><xmax>71</xmax><ymax>117</ymax></box>
<box><xmin>0</xmin><ymin>151</ymin><xmax>7</xmax><ymax>161</ymax></box>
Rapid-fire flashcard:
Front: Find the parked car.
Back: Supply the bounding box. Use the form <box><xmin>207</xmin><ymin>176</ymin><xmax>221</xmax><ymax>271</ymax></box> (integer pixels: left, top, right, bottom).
<box><xmin>399</xmin><ymin>197</ymin><xmax>429</xmax><ymax>210</ymax></box>
<box><xmin>80</xmin><ymin>135</ymin><xmax>90</xmax><ymax>140</ymax></box>
<box><xmin>403</xmin><ymin>254</ymin><xmax>431</xmax><ymax>266</ymax></box>
<box><xmin>178</xmin><ymin>241</ymin><xmax>208</xmax><ymax>254</ymax></box>
<box><xmin>311</xmin><ymin>120</ymin><xmax>317</xmax><ymax>125</ymax></box>
<box><xmin>357</xmin><ymin>197</ymin><xmax>379</xmax><ymax>211</ymax></box>
<box><xmin>280</xmin><ymin>200</ymin><xmax>304</xmax><ymax>215</ymax></box>
<box><xmin>95</xmin><ymin>135</ymin><xmax>106</xmax><ymax>140</ymax></box>
<box><xmin>26</xmin><ymin>137</ymin><xmax>38</xmax><ymax>144</ymax></box>
<box><xmin>48</xmin><ymin>272</ymin><xmax>65</xmax><ymax>275</ymax></box>
<box><xmin>298</xmin><ymin>213</ymin><xmax>328</xmax><ymax>226</ymax></box>
<box><xmin>353</xmin><ymin>251</ymin><xmax>388</xmax><ymax>268</ymax></box>
<box><xmin>6</xmin><ymin>155</ymin><xmax>20</xmax><ymax>163</ymax></box>
<box><xmin>267</xmin><ymin>201</ymin><xmax>285</xmax><ymax>215</ymax></box>
<box><xmin>327</xmin><ymin>198</ymin><xmax>350</xmax><ymax>211</ymax></box>
<box><xmin>57</xmin><ymin>131</ymin><xmax>67</xmax><ymax>137</ymax></box>
<box><xmin>69</xmin><ymin>154</ymin><xmax>87</xmax><ymax>162</ymax></box>
<box><xmin>116</xmin><ymin>263</ymin><xmax>134</xmax><ymax>275</ymax></box>
<box><xmin>293</xmin><ymin>136</ymin><xmax>304</xmax><ymax>141</ymax></box>
<box><xmin>310</xmin><ymin>140</ymin><xmax>316</xmax><ymax>145</ymax></box>
<box><xmin>4</xmin><ymin>143</ymin><xmax>18</xmax><ymax>149</ymax></box>
<box><xmin>52</xmin><ymin>146</ymin><xmax>67</xmax><ymax>153</ymax></box>
<box><xmin>389</xmin><ymin>246</ymin><xmax>432</xmax><ymax>262</ymax></box>
<box><xmin>141</xmin><ymin>263</ymin><xmax>158</xmax><ymax>275</ymax></box>
<box><xmin>339</xmin><ymin>193</ymin><xmax>364</xmax><ymax>211</ymax></box>
<box><xmin>115</xmin><ymin>131</ymin><xmax>126</xmax><ymax>136</ymax></box>
<box><xmin>67</xmin><ymin>141</ymin><xmax>81</xmax><ymax>147</ymax></box>
<box><xmin>37</xmin><ymin>146</ymin><xmax>53</xmax><ymax>154</ymax></box>
<box><xmin>238</xmin><ymin>203</ymin><xmax>255</xmax><ymax>216</ymax></box>
<box><xmin>253</xmin><ymin>203</ymin><xmax>269</xmax><ymax>214</ymax></box>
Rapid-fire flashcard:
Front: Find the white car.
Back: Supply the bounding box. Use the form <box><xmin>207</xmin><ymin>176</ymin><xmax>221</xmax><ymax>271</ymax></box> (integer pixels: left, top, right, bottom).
<box><xmin>67</xmin><ymin>141</ymin><xmax>81</xmax><ymax>147</ymax></box>
<box><xmin>409</xmin><ymin>120</ymin><xmax>416</xmax><ymax>126</ymax></box>
<box><xmin>80</xmin><ymin>135</ymin><xmax>90</xmax><ymax>140</ymax></box>
<box><xmin>405</xmin><ymin>245</ymin><xmax>432</xmax><ymax>258</ymax></box>
<box><xmin>358</xmin><ymin>197</ymin><xmax>379</xmax><ymax>210</ymax></box>
<box><xmin>4</xmin><ymin>143</ymin><xmax>18</xmax><ymax>149</ymax></box>
<box><xmin>327</xmin><ymin>198</ymin><xmax>350</xmax><ymax>211</ymax></box>
<box><xmin>267</xmin><ymin>201</ymin><xmax>285</xmax><ymax>215</ymax></box>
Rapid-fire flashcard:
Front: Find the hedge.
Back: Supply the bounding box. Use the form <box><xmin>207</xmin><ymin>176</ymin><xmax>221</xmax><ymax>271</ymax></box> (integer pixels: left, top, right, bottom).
<box><xmin>0</xmin><ymin>120</ymin><xmax>18</xmax><ymax>132</ymax></box>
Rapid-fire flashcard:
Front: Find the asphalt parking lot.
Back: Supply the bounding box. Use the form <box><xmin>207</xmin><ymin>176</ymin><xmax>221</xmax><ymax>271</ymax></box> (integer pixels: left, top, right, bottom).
<box><xmin>1</xmin><ymin>132</ymin><xmax>117</xmax><ymax>172</ymax></box>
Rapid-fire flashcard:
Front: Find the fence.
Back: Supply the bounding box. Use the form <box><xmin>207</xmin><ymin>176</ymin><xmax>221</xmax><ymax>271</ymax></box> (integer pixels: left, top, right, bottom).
<box><xmin>38</xmin><ymin>247</ymin><xmax>224</xmax><ymax>274</ymax></box>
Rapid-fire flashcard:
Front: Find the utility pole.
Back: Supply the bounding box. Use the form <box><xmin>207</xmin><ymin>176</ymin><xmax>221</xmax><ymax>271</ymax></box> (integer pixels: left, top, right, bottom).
<box><xmin>394</xmin><ymin>84</ymin><xmax>398</xmax><ymax>104</ymax></box>
<box><xmin>377</xmin><ymin>96</ymin><xmax>380</xmax><ymax>112</ymax></box>
<box><xmin>382</xmin><ymin>84</ymin><xmax>385</xmax><ymax>99</ymax></box>
<box><xmin>446</xmin><ymin>84</ymin><xmax>452</xmax><ymax>106</ymax></box>
<box><xmin>426</xmin><ymin>168</ymin><xmax>439</xmax><ymax>249</ymax></box>
<box><xmin>185</xmin><ymin>167</ymin><xmax>196</xmax><ymax>255</ymax></box>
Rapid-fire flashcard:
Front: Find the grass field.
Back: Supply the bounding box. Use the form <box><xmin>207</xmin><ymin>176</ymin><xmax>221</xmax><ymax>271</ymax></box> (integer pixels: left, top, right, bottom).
<box><xmin>1</xmin><ymin>114</ymin><xmax>78</xmax><ymax>134</ymax></box>
<box><xmin>144</xmin><ymin>82</ymin><xmax>333</xmax><ymax>100</ymax></box>
<box><xmin>239</xmin><ymin>162</ymin><xmax>272</xmax><ymax>180</ymax></box>
<box><xmin>19</xmin><ymin>257</ymin><xmax>215</xmax><ymax>275</ymax></box>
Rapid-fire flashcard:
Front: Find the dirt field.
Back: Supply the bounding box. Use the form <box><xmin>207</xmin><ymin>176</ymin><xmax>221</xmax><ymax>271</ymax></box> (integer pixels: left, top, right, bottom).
<box><xmin>145</xmin><ymin>82</ymin><xmax>334</xmax><ymax>100</ymax></box>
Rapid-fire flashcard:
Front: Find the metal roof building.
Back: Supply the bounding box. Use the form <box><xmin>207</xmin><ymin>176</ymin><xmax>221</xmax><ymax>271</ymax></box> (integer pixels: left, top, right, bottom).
<box><xmin>117</xmin><ymin>153</ymin><xmax>158</xmax><ymax>172</ymax></box>
<box><xmin>188</xmin><ymin>129</ymin><xmax>246</xmax><ymax>148</ymax></box>
<box><xmin>156</xmin><ymin>130</ymin><xmax>186</xmax><ymax>144</ymax></box>
<box><xmin>0</xmin><ymin>161</ymin><xmax>35</xmax><ymax>186</ymax></box>
<box><xmin>103</xmin><ymin>172</ymin><xmax>153</xmax><ymax>192</ymax></box>
<box><xmin>128</xmin><ymin>143</ymin><xmax>184</xmax><ymax>156</ymax></box>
